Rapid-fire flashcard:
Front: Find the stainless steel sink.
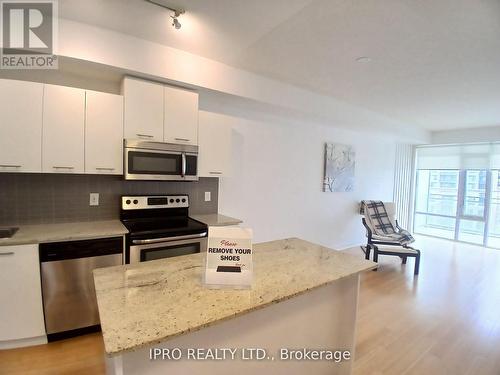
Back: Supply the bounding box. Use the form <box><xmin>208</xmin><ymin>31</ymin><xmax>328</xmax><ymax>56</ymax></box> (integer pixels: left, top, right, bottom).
<box><xmin>0</xmin><ymin>227</ymin><xmax>18</xmax><ymax>239</ymax></box>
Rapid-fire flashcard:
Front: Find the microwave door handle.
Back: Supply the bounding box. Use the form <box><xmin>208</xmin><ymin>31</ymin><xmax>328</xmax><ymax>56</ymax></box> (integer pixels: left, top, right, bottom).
<box><xmin>181</xmin><ymin>153</ymin><xmax>186</xmax><ymax>177</ymax></box>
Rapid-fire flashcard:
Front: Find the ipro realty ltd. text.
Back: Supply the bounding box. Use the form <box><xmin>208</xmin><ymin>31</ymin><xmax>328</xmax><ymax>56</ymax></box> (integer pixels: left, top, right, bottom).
<box><xmin>150</xmin><ymin>347</ymin><xmax>351</xmax><ymax>363</ymax></box>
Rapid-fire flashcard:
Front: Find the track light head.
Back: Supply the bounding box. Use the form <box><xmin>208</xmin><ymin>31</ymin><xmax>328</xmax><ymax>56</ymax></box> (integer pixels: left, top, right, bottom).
<box><xmin>144</xmin><ymin>0</ymin><xmax>185</xmax><ymax>30</ymax></box>
<box><xmin>171</xmin><ymin>16</ymin><xmax>181</xmax><ymax>29</ymax></box>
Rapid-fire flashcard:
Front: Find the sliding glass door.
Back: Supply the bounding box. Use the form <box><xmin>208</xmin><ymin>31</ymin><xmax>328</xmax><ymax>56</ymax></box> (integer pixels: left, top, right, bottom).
<box><xmin>488</xmin><ymin>171</ymin><xmax>500</xmax><ymax>248</ymax></box>
<box><xmin>414</xmin><ymin>168</ymin><xmax>500</xmax><ymax>248</ymax></box>
<box><xmin>456</xmin><ymin>170</ymin><xmax>488</xmax><ymax>245</ymax></box>
<box><xmin>414</xmin><ymin>170</ymin><xmax>459</xmax><ymax>240</ymax></box>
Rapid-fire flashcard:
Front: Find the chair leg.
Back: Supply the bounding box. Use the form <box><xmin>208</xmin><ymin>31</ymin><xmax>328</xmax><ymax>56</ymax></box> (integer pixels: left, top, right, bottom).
<box><xmin>414</xmin><ymin>250</ymin><xmax>420</xmax><ymax>275</ymax></box>
<box><xmin>365</xmin><ymin>245</ymin><xmax>371</xmax><ymax>260</ymax></box>
<box><xmin>372</xmin><ymin>247</ymin><xmax>379</xmax><ymax>271</ymax></box>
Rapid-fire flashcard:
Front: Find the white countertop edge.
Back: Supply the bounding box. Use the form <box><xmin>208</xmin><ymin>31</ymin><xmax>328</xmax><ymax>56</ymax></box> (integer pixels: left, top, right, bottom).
<box><xmin>190</xmin><ymin>213</ymin><xmax>243</xmax><ymax>227</ymax></box>
<box><xmin>0</xmin><ymin>220</ymin><xmax>128</xmax><ymax>246</ymax></box>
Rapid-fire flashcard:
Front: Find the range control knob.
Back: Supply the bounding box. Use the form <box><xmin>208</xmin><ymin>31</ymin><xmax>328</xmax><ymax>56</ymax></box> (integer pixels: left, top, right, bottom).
<box><xmin>125</xmin><ymin>199</ymin><xmax>131</xmax><ymax>205</ymax></box>
<box><xmin>176</xmin><ymin>198</ymin><xmax>180</xmax><ymax>203</ymax></box>
<box><xmin>181</xmin><ymin>198</ymin><xmax>186</xmax><ymax>203</ymax></box>
<box><xmin>169</xmin><ymin>199</ymin><xmax>174</xmax><ymax>203</ymax></box>
<box><xmin>133</xmin><ymin>199</ymin><xmax>138</xmax><ymax>204</ymax></box>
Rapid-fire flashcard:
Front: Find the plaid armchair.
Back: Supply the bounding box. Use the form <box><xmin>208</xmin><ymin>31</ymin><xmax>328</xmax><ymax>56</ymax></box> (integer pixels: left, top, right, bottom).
<box><xmin>360</xmin><ymin>201</ymin><xmax>420</xmax><ymax>275</ymax></box>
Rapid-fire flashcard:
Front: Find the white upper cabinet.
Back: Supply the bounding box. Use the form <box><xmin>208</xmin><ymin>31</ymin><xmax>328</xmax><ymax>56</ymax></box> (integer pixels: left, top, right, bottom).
<box><xmin>198</xmin><ymin>111</ymin><xmax>232</xmax><ymax>177</ymax></box>
<box><xmin>0</xmin><ymin>244</ymin><xmax>46</xmax><ymax>343</ymax></box>
<box><xmin>122</xmin><ymin>77</ymin><xmax>164</xmax><ymax>141</ymax></box>
<box><xmin>1</xmin><ymin>79</ymin><xmax>123</xmax><ymax>176</ymax></box>
<box><xmin>0</xmin><ymin>79</ymin><xmax>43</xmax><ymax>173</ymax></box>
<box><xmin>85</xmin><ymin>90</ymin><xmax>124</xmax><ymax>175</ymax></box>
<box><xmin>163</xmin><ymin>85</ymin><xmax>199</xmax><ymax>146</ymax></box>
<box><xmin>122</xmin><ymin>78</ymin><xmax>199</xmax><ymax>145</ymax></box>
<box><xmin>42</xmin><ymin>84</ymin><xmax>85</xmax><ymax>173</ymax></box>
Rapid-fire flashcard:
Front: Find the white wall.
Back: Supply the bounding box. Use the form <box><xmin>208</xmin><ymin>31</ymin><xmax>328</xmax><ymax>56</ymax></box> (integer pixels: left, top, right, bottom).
<box><xmin>432</xmin><ymin>125</ymin><xmax>500</xmax><ymax>144</ymax></box>
<box><xmin>202</xmin><ymin>110</ymin><xmax>396</xmax><ymax>250</ymax></box>
<box><xmin>45</xmin><ymin>18</ymin><xmax>408</xmax><ymax>249</ymax></box>
<box><xmin>58</xmin><ymin>19</ymin><xmax>430</xmax><ymax>143</ymax></box>
<box><xmin>0</xmin><ymin>66</ymin><xmax>121</xmax><ymax>94</ymax></box>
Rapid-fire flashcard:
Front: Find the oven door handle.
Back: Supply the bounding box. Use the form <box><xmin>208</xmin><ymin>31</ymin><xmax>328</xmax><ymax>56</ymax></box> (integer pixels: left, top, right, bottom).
<box><xmin>132</xmin><ymin>232</ymin><xmax>207</xmax><ymax>245</ymax></box>
<box><xmin>181</xmin><ymin>153</ymin><xmax>186</xmax><ymax>177</ymax></box>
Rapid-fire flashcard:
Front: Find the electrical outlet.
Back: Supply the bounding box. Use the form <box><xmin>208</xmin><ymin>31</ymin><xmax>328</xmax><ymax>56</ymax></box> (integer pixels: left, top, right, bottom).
<box><xmin>89</xmin><ymin>193</ymin><xmax>99</xmax><ymax>206</ymax></box>
<box><xmin>204</xmin><ymin>192</ymin><xmax>211</xmax><ymax>202</ymax></box>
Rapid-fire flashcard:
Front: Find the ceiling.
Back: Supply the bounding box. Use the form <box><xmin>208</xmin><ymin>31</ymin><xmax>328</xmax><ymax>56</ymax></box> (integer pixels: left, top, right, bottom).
<box><xmin>60</xmin><ymin>0</ymin><xmax>500</xmax><ymax>132</ymax></box>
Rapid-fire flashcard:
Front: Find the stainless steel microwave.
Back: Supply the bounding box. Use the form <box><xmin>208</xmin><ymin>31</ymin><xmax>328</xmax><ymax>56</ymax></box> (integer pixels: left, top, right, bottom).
<box><xmin>124</xmin><ymin>140</ymin><xmax>198</xmax><ymax>181</ymax></box>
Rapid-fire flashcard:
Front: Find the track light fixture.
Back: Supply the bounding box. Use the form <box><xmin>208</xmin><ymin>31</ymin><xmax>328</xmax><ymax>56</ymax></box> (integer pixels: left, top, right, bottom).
<box><xmin>145</xmin><ymin>0</ymin><xmax>185</xmax><ymax>29</ymax></box>
<box><xmin>171</xmin><ymin>13</ymin><xmax>182</xmax><ymax>29</ymax></box>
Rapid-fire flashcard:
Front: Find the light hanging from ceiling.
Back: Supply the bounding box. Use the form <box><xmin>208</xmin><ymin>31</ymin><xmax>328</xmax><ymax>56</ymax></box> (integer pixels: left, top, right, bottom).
<box><xmin>144</xmin><ymin>0</ymin><xmax>185</xmax><ymax>30</ymax></box>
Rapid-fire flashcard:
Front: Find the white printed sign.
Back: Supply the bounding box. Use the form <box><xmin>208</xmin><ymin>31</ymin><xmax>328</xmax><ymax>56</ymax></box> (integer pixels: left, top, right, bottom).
<box><xmin>204</xmin><ymin>227</ymin><xmax>253</xmax><ymax>289</ymax></box>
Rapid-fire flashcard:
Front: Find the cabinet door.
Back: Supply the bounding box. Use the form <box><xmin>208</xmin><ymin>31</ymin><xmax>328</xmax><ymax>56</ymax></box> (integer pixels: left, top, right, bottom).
<box><xmin>42</xmin><ymin>84</ymin><xmax>85</xmax><ymax>173</ymax></box>
<box><xmin>164</xmin><ymin>85</ymin><xmax>198</xmax><ymax>145</ymax></box>
<box><xmin>0</xmin><ymin>79</ymin><xmax>43</xmax><ymax>173</ymax></box>
<box><xmin>122</xmin><ymin>77</ymin><xmax>163</xmax><ymax>141</ymax></box>
<box><xmin>198</xmin><ymin>111</ymin><xmax>232</xmax><ymax>177</ymax></box>
<box><xmin>85</xmin><ymin>90</ymin><xmax>124</xmax><ymax>174</ymax></box>
<box><xmin>0</xmin><ymin>245</ymin><xmax>45</xmax><ymax>341</ymax></box>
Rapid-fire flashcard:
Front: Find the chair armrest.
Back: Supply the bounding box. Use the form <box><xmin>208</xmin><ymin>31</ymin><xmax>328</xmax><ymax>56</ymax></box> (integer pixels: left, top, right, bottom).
<box><xmin>395</xmin><ymin>219</ymin><xmax>403</xmax><ymax>232</ymax></box>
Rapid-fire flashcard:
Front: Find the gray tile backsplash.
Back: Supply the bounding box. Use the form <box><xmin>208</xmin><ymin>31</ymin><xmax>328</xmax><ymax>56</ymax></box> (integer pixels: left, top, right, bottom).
<box><xmin>0</xmin><ymin>174</ymin><xmax>218</xmax><ymax>225</ymax></box>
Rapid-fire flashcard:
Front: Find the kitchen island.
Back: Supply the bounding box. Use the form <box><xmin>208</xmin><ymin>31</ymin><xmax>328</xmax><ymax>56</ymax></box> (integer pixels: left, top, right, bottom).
<box><xmin>94</xmin><ymin>238</ymin><xmax>375</xmax><ymax>375</ymax></box>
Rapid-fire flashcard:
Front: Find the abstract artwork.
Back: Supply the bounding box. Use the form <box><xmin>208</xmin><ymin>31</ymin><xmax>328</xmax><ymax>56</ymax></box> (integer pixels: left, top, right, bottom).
<box><xmin>323</xmin><ymin>143</ymin><xmax>355</xmax><ymax>192</ymax></box>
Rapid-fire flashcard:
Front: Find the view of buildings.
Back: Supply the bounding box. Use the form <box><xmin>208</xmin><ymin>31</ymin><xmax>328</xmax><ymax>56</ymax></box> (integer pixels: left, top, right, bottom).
<box><xmin>414</xmin><ymin>169</ymin><xmax>500</xmax><ymax>247</ymax></box>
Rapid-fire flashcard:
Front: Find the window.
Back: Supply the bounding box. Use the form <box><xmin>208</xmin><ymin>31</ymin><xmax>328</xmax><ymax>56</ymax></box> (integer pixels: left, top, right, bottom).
<box><xmin>414</xmin><ymin>169</ymin><xmax>491</xmax><ymax>246</ymax></box>
<box><xmin>413</xmin><ymin>143</ymin><xmax>500</xmax><ymax>248</ymax></box>
<box><xmin>488</xmin><ymin>170</ymin><xmax>500</xmax><ymax>248</ymax></box>
<box><xmin>414</xmin><ymin>170</ymin><xmax>458</xmax><ymax>240</ymax></box>
<box><xmin>414</xmin><ymin>144</ymin><xmax>500</xmax><ymax>248</ymax></box>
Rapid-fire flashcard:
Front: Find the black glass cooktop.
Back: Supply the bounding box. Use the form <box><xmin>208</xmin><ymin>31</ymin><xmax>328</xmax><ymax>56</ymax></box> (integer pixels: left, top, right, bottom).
<box><xmin>122</xmin><ymin>216</ymin><xmax>207</xmax><ymax>239</ymax></box>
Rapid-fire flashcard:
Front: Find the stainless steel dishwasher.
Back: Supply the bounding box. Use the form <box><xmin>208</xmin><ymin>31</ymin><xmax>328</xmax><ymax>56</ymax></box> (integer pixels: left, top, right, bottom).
<box><xmin>39</xmin><ymin>237</ymin><xmax>123</xmax><ymax>341</ymax></box>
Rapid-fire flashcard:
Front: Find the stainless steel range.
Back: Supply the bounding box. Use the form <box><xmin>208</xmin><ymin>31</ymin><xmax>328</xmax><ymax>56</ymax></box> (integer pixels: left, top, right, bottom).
<box><xmin>120</xmin><ymin>195</ymin><xmax>208</xmax><ymax>263</ymax></box>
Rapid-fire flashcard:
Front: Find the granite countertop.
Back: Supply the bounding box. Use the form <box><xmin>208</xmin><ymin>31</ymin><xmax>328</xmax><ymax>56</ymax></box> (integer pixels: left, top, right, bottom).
<box><xmin>0</xmin><ymin>220</ymin><xmax>128</xmax><ymax>246</ymax></box>
<box><xmin>94</xmin><ymin>237</ymin><xmax>376</xmax><ymax>356</ymax></box>
<box><xmin>190</xmin><ymin>213</ymin><xmax>242</xmax><ymax>226</ymax></box>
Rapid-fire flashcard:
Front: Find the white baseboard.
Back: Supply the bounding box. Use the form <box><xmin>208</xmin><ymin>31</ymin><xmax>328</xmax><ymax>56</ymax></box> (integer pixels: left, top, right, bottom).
<box><xmin>0</xmin><ymin>335</ymin><xmax>47</xmax><ymax>349</ymax></box>
<box><xmin>335</xmin><ymin>242</ymin><xmax>364</xmax><ymax>251</ymax></box>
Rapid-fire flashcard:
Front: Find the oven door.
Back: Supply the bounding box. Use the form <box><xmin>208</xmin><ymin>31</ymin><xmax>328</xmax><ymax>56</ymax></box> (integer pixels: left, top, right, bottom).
<box><xmin>128</xmin><ymin>234</ymin><xmax>207</xmax><ymax>264</ymax></box>
<box><xmin>125</xmin><ymin>147</ymin><xmax>198</xmax><ymax>181</ymax></box>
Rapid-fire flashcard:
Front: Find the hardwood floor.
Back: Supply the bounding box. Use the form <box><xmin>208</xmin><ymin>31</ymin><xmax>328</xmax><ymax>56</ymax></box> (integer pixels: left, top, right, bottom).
<box><xmin>347</xmin><ymin>236</ymin><xmax>500</xmax><ymax>375</ymax></box>
<box><xmin>1</xmin><ymin>236</ymin><xmax>500</xmax><ymax>374</ymax></box>
<box><xmin>0</xmin><ymin>332</ymin><xmax>105</xmax><ymax>375</ymax></box>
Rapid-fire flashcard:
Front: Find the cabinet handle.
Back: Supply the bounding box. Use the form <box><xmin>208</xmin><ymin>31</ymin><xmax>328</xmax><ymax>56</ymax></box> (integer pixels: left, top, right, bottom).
<box><xmin>96</xmin><ymin>167</ymin><xmax>115</xmax><ymax>171</ymax></box>
<box><xmin>0</xmin><ymin>252</ymin><xmax>14</xmax><ymax>256</ymax></box>
<box><xmin>53</xmin><ymin>166</ymin><xmax>74</xmax><ymax>170</ymax></box>
<box><xmin>174</xmin><ymin>138</ymin><xmax>190</xmax><ymax>142</ymax></box>
<box><xmin>209</xmin><ymin>171</ymin><xmax>223</xmax><ymax>175</ymax></box>
<box><xmin>136</xmin><ymin>134</ymin><xmax>154</xmax><ymax>139</ymax></box>
<box><xmin>0</xmin><ymin>165</ymin><xmax>21</xmax><ymax>168</ymax></box>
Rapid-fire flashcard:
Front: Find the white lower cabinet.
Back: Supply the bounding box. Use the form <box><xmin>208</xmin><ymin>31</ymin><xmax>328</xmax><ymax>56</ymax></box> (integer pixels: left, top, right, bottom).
<box><xmin>0</xmin><ymin>245</ymin><xmax>46</xmax><ymax>346</ymax></box>
<box><xmin>42</xmin><ymin>84</ymin><xmax>85</xmax><ymax>173</ymax></box>
<box><xmin>198</xmin><ymin>111</ymin><xmax>232</xmax><ymax>177</ymax></box>
<box><xmin>85</xmin><ymin>90</ymin><xmax>124</xmax><ymax>174</ymax></box>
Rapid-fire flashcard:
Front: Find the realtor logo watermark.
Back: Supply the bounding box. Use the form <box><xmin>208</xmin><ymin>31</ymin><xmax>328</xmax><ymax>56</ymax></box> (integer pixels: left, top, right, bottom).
<box><xmin>0</xmin><ymin>0</ymin><xmax>58</xmax><ymax>69</ymax></box>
